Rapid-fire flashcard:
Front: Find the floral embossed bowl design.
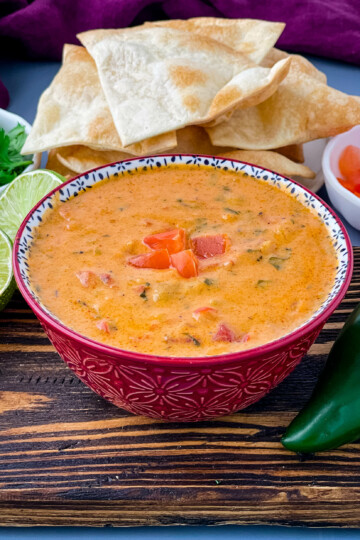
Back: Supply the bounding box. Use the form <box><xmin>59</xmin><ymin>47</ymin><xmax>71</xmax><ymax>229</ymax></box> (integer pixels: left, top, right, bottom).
<box><xmin>13</xmin><ymin>155</ymin><xmax>352</xmax><ymax>422</ymax></box>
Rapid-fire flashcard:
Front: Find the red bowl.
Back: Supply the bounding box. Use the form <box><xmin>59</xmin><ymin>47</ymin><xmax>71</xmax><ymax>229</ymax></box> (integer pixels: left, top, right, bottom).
<box><xmin>13</xmin><ymin>155</ymin><xmax>353</xmax><ymax>422</ymax></box>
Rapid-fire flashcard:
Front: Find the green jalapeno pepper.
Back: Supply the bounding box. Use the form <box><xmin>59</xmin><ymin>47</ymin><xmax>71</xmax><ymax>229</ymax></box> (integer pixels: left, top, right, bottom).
<box><xmin>282</xmin><ymin>303</ymin><xmax>360</xmax><ymax>453</ymax></box>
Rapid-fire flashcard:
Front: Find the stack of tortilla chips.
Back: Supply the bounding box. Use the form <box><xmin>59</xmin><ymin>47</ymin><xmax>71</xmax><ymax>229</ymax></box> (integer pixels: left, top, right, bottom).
<box><xmin>22</xmin><ymin>18</ymin><xmax>360</xmax><ymax>190</ymax></box>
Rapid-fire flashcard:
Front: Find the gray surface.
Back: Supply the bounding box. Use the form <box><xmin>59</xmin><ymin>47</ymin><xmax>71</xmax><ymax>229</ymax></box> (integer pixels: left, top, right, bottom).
<box><xmin>0</xmin><ymin>60</ymin><xmax>60</xmax><ymax>123</ymax></box>
<box><xmin>0</xmin><ymin>55</ymin><xmax>360</xmax><ymax>538</ymax></box>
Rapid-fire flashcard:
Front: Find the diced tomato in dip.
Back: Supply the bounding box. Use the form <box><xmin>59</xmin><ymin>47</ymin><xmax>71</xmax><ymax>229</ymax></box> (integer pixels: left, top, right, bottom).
<box><xmin>213</xmin><ymin>323</ymin><xmax>249</xmax><ymax>343</ymax></box>
<box><xmin>213</xmin><ymin>323</ymin><xmax>237</xmax><ymax>342</ymax></box>
<box><xmin>99</xmin><ymin>273</ymin><xmax>114</xmax><ymax>285</ymax></box>
<box><xmin>144</xmin><ymin>228</ymin><xmax>186</xmax><ymax>254</ymax></box>
<box><xmin>134</xmin><ymin>284</ymin><xmax>149</xmax><ymax>294</ymax></box>
<box><xmin>192</xmin><ymin>306</ymin><xmax>218</xmax><ymax>321</ymax></box>
<box><xmin>128</xmin><ymin>249</ymin><xmax>171</xmax><ymax>269</ymax></box>
<box><xmin>96</xmin><ymin>319</ymin><xmax>110</xmax><ymax>333</ymax></box>
<box><xmin>59</xmin><ymin>207</ymin><xmax>71</xmax><ymax>221</ymax></box>
<box><xmin>76</xmin><ymin>270</ymin><xmax>96</xmax><ymax>288</ymax></box>
<box><xmin>191</xmin><ymin>234</ymin><xmax>228</xmax><ymax>258</ymax></box>
<box><xmin>170</xmin><ymin>249</ymin><xmax>198</xmax><ymax>278</ymax></box>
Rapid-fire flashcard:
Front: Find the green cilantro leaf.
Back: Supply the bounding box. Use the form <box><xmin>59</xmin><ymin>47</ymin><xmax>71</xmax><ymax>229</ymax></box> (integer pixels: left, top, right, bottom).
<box><xmin>0</xmin><ymin>124</ymin><xmax>33</xmax><ymax>186</ymax></box>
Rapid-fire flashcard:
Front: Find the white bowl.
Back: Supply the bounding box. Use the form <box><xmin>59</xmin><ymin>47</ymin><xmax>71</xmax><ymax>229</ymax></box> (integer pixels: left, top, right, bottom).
<box><xmin>322</xmin><ymin>125</ymin><xmax>360</xmax><ymax>230</ymax></box>
<box><xmin>0</xmin><ymin>108</ymin><xmax>41</xmax><ymax>194</ymax></box>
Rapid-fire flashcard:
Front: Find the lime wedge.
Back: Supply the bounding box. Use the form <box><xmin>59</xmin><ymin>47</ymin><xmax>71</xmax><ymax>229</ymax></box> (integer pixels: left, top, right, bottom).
<box><xmin>50</xmin><ymin>170</ymin><xmax>70</xmax><ymax>182</ymax></box>
<box><xmin>0</xmin><ymin>229</ymin><xmax>16</xmax><ymax>311</ymax></box>
<box><xmin>0</xmin><ymin>169</ymin><xmax>65</xmax><ymax>241</ymax></box>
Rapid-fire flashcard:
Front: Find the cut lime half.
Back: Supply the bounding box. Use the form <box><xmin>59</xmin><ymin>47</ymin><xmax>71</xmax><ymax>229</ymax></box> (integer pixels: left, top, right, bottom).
<box><xmin>0</xmin><ymin>169</ymin><xmax>65</xmax><ymax>241</ymax></box>
<box><xmin>50</xmin><ymin>170</ymin><xmax>70</xmax><ymax>183</ymax></box>
<box><xmin>0</xmin><ymin>229</ymin><xmax>16</xmax><ymax>311</ymax></box>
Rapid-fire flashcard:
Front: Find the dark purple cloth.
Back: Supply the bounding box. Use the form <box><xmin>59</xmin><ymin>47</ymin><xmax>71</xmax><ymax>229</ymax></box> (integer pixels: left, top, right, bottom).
<box><xmin>1</xmin><ymin>0</ymin><xmax>360</xmax><ymax>106</ymax></box>
<box><xmin>167</xmin><ymin>0</ymin><xmax>360</xmax><ymax>65</ymax></box>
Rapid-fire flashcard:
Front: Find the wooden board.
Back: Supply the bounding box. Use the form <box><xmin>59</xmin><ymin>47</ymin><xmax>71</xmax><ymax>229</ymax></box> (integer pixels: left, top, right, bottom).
<box><xmin>0</xmin><ymin>248</ymin><xmax>360</xmax><ymax>528</ymax></box>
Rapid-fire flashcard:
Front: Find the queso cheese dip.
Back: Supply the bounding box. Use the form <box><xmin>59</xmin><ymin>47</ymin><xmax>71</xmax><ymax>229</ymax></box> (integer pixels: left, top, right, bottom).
<box><xmin>28</xmin><ymin>165</ymin><xmax>337</xmax><ymax>357</ymax></box>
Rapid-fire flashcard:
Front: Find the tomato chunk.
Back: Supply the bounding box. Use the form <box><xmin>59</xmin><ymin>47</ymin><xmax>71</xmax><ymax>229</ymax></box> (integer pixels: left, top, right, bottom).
<box><xmin>339</xmin><ymin>145</ymin><xmax>360</xmax><ymax>180</ymax></box>
<box><xmin>191</xmin><ymin>234</ymin><xmax>228</xmax><ymax>258</ymax></box>
<box><xmin>144</xmin><ymin>228</ymin><xmax>186</xmax><ymax>254</ymax></box>
<box><xmin>59</xmin><ymin>207</ymin><xmax>71</xmax><ymax>221</ymax></box>
<box><xmin>170</xmin><ymin>249</ymin><xmax>199</xmax><ymax>278</ymax></box>
<box><xmin>192</xmin><ymin>306</ymin><xmax>217</xmax><ymax>321</ymax></box>
<box><xmin>134</xmin><ymin>284</ymin><xmax>149</xmax><ymax>294</ymax></box>
<box><xmin>76</xmin><ymin>270</ymin><xmax>96</xmax><ymax>288</ymax></box>
<box><xmin>96</xmin><ymin>319</ymin><xmax>110</xmax><ymax>333</ymax></box>
<box><xmin>337</xmin><ymin>175</ymin><xmax>360</xmax><ymax>198</ymax></box>
<box><xmin>128</xmin><ymin>249</ymin><xmax>170</xmax><ymax>269</ymax></box>
<box><xmin>213</xmin><ymin>323</ymin><xmax>249</xmax><ymax>343</ymax></box>
<box><xmin>213</xmin><ymin>323</ymin><xmax>237</xmax><ymax>342</ymax></box>
<box><xmin>99</xmin><ymin>273</ymin><xmax>114</xmax><ymax>285</ymax></box>
<box><xmin>347</xmin><ymin>172</ymin><xmax>360</xmax><ymax>192</ymax></box>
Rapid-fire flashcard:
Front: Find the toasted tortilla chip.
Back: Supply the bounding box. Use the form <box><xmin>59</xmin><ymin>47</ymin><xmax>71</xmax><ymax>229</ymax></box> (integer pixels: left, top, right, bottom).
<box><xmin>261</xmin><ymin>48</ymin><xmax>327</xmax><ymax>83</ymax></box>
<box><xmin>172</xmin><ymin>126</ymin><xmax>234</xmax><ymax>155</ymax></box>
<box><xmin>78</xmin><ymin>27</ymin><xmax>291</xmax><ymax>146</ymax></box>
<box><xmin>144</xmin><ymin>18</ymin><xmax>285</xmax><ymax>64</ymax></box>
<box><xmin>221</xmin><ymin>150</ymin><xmax>315</xmax><ymax>179</ymax></box>
<box><xmin>276</xmin><ymin>144</ymin><xmax>304</xmax><ymax>163</ymax></box>
<box><xmin>56</xmin><ymin>143</ymin><xmax>315</xmax><ymax>187</ymax></box>
<box><xmin>56</xmin><ymin>146</ymin><xmax>132</xmax><ymax>174</ymax></box>
<box><xmin>207</xmin><ymin>56</ymin><xmax>360</xmax><ymax>150</ymax></box>
<box><xmin>261</xmin><ymin>47</ymin><xmax>289</xmax><ymax>65</ymax></box>
<box><xmin>46</xmin><ymin>149</ymin><xmax>76</xmax><ymax>179</ymax></box>
<box><xmin>56</xmin><ymin>127</ymin><xmax>233</xmax><ymax>174</ymax></box>
<box><xmin>22</xmin><ymin>45</ymin><xmax>177</xmax><ymax>155</ymax></box>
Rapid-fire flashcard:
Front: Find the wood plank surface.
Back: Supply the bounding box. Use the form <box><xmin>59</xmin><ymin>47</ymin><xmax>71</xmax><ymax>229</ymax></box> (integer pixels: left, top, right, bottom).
<box><xmin>0</xmin><ymin>248</ymin><xmax>359</xmax><ymax>527</ymax></box>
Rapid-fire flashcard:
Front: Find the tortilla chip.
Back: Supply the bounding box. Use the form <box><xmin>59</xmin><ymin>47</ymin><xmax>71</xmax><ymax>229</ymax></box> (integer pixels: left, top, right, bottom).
<box><xmin>78</xmin><ymin>27</ymin><xmax>291</xmax><ymax>146</ymax></box>
<box><xmin>56</xmin><ymin>145</ymin><xmax>133</xmax><ymax>174</ymax></box>
<box><xmin>261</xmin><ymin>48</ymin><xmax>327</xmax><ymax>83</ymax></box>
<box><xmin>46</xmin><ymin>149</ymin><xmax>76</xmax><ymax>179</ymax></box>
<box><xmin>261</xmin><ymin>47</ymin><xmax>289</xmax><ymax>64</ymax></box>
<box><xmin>22</xmin><ymin>45</ymin><xmax>177</xmax><ymax>155</ymax></box>
<box><xmin>57</xmin><ymin>141</ymin><xmax>315</xmax><ymax>189</ymax></box>
<box><xmin>144</xmin><ymin>18</ymin><xmax>285</xmax><ymax>64</ymax></box>
<box><xmin>221</xmin><ymin>150</ymin><xmax>315</xmax><ymax>179</ymax></box>
<box><xmin>205</xmin><ymin>52</ymin><xmax>325</xmax><ymax>132</ymax></box>
<box><xmin>56</xmin><ymin>127</ymin><xmax>234</xmax><ymax>174</ymax></box>
<box><xmin>207</xmin><ymin>56</ymin><xmax>360</xmax><ymax>150</ymax></box>
<box><xmin>276</xmin><ymin>144</ymin><xmax>304</xmax><ymax>163</ymax></box>
<box><xmin>172</xmin><ymin>126</ymin><xmax>234</xmax><ymax>155</ymax></box>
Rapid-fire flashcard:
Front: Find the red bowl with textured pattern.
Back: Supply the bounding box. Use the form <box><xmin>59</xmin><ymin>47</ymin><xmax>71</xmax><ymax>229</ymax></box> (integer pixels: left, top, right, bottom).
<box><xmin>13</xmin><ymin>155</ymin><xmax>353</xmax><ymax>422</ymax></box>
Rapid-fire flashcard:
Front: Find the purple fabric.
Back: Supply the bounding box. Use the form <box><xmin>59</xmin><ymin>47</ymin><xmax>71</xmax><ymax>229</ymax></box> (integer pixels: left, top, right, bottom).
<box><xmin>1</xmin><ymin>0</ymin><xmax>360</xmax><ymax>105</ymax></box>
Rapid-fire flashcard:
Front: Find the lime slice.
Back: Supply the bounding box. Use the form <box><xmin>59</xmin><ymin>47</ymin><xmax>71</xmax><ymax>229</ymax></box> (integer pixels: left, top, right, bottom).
<box><xmin>50</xmin><ymin>170</ymin><xmax>70</xmax><ymax>182</ymax></box>
<box><xmin>0</xmin><ymin>229</ymin><xmax>16</xmax><ymax>311</ymax></box>
<box><xmin>0</xmin><ymin>169</ymin><xmax>65</xmax><ymax>241</ymax></box>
